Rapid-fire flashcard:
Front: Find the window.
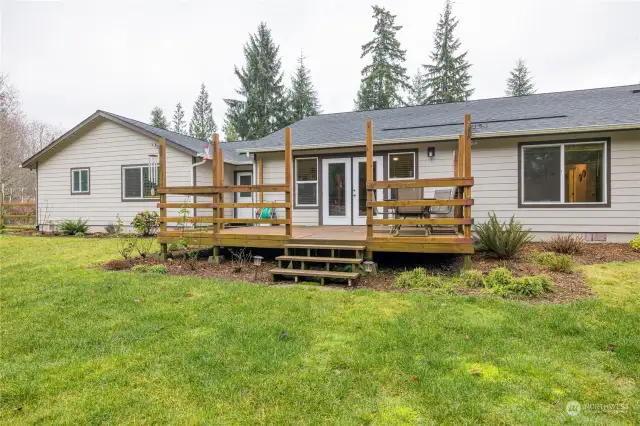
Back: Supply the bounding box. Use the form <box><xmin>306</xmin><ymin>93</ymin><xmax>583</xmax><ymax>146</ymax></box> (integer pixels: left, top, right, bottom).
<box><xmin>389</xmin><ymin>152</ymin><xmax>415</xmax><ymax>179</ymax></box>
<box><xmin>520</xmin><ymin>140</ymin><xmax>607</xmax><ymax>206</ymax></box>
<box><xmin>295</xmin><ymin>157</ymin><xmax>318</xmax><ymax>206</ymax></box>
<box><xmin>122</xmin><ymin>165</ymin><xmax>159</xmax><ymax>200</ymax></box>
<box><xmin>238</xmin><ymin>173</ymin><xmax>252</xmax><ymax>198</ymax></box>
<box><xmin>71</xmin><ymin>168</ymin><xmax>90</xmax><ymax>194</ymax></box>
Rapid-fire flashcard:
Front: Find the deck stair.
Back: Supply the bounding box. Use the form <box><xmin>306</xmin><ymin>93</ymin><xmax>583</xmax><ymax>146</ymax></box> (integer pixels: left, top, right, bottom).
<box><xmin>270</xmin><ymin>243</ymin><xmax>365</xmax><ymax>286</ymax></box>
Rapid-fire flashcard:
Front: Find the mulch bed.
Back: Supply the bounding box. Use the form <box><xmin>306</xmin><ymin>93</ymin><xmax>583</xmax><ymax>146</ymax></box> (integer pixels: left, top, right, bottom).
<box><xmin>101</xmin><ymin>243</ymin><xmax>640</xmax><ymax>305</ymax></box>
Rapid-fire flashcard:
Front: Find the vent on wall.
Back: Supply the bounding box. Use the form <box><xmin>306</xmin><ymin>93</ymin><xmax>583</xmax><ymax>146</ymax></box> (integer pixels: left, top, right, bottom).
<box><xmin>632</xmin><ymin>89</ymin><xmax>640</xmax><ymax>94</ymax></box>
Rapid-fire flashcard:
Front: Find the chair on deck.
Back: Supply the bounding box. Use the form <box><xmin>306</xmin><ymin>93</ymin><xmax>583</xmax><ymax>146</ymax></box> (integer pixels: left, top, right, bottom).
<box><xmin>390</xmin><ymin>187</ymin><xmax>429</xmax><ymax>236</ymax></box>
<box><xmin>427</xmin><ymin>189</ymin><xmax>453</xmax><ymax>234</ymax></box>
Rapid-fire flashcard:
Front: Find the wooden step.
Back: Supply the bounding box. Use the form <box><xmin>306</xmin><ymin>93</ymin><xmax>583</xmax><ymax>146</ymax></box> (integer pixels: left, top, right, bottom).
<box><xmin>276</xmin><ymin>255</ymin><xmax>363</xmax><ymax>264</ymax></box>
<box><xmin>270</xmin><ymin>268</ymin><xmax>359</xmax><ymax>286</ymax></box>
<box><xmin>283</xmin><ymin>243</ymin><xmax>366</xmax><ymax>251</ymax></box>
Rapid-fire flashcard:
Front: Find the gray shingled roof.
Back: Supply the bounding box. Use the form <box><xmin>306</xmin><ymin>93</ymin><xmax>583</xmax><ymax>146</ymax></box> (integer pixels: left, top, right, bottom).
<box><xmin>237</xmin><ymin>84</ymin><xmax>640</xmax><ymax>152</ymax></box>
<box><xmin>103</xmin><ymin>111</ymin><xmax>253</xmax><ymax>164</ymax></box>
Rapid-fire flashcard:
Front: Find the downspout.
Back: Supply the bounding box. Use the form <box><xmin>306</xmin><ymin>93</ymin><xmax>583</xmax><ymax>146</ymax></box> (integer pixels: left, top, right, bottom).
<box><xmin>191</xmin><ymin>155</ymin><xmax>207</xmax><ymax>218</ymax></box>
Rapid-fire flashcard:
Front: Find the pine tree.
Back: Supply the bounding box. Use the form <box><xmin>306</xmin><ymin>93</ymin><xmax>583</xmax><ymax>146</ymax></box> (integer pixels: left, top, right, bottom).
<box><xmin>189</xmin><ymin>84</ymin><xmax>217</xmax><ymax>140</ymax></box>
<box><xmin>354</xmin><ymin>5</ymin><xmax>410</xmax><ymax>111</ymax></box>
<box><xmin>505</xmin><ymin>58</ymin><xmax>536</xmax><ymax>96</ymax></box>
<box><xmin>423</xmin><ymin>0</ymin><xmax>474</xmax><ymax>104</ymax></box>
<box><xmin>149</xmin><ymin>107</ymin><xmax>168</xmax><ymax>129</ymax></box>
<box><xmin>407</xmin><ymin>68</ymin><xmax>428</xmax><ymax>106</ymax></box>
<box><xmin>172</xmin><ymin>102</ymin><xmax>186</xmax><ymax>134</ymax></box>
<box><xmin>288</xmin><ymin>53</ymin><xmax>321</xmax><ymax>122</ymax></box>
<box><xmin>222</xmin><ymin>119</ymin><xmax>238</xmax><ymax>142</ymax></box>
<box><xmin>224</xmin><ymin>22</ymin><xmax>289</xmax><ymax>140</ymax></box>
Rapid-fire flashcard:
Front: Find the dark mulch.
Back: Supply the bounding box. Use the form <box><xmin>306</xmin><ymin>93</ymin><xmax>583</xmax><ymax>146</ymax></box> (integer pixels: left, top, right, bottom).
<box><xmin>100</xmin><ymin>243</ymin><xmax>639</xmax><ymax>304</ymax></box>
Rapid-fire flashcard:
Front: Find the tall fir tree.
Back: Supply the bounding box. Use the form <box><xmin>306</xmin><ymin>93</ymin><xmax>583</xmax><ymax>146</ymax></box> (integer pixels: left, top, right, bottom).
<box><xmin>423</xmin><ymin>0</ymin><xmax>474</xmax><ymax>104</ymax></box>
<box><xmin>149</xmin><ymin>106</ymin><xmax>168</xmax><ymax>129</ymax></box>
<box><xmin>189</xmin><ymin>84</ymin><xmax>217</xmax><ymax>140</ymax></box>
<box><xmin>222</xmin><ymin>119</ymin><xmax>238</xmax><ymax>142</ymax></box>
<box><xmin>354</xmin><ymin>5</ymin><xmax>410</xmax><ymax>111</ymax></box>
<box><xmin>505</xmin><ymin>58</ymin><xmax>536</xmax><ymax>96</ymax></box>
<box><xmin>224</xmin><ymin>22</ymin><xmax>289</xmax><ymax>140</ymax></box>
<box><xmin>407</xmin><ymin>68</ymin><xmax>428</xmax><ymax>106</ymax></box>
<box><xmin>172</xmin><ymin>102</ymin><xmax>186</xmax><ymax>134</ymax></box>
<box><xmin>288</xmin><ymin>53</ymin><xmax>321</xmax><ymax>122</ymax></box>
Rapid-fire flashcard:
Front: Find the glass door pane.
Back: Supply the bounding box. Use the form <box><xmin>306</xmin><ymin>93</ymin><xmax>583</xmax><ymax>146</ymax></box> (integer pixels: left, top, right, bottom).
<box><xmin>328</xmin><ymin>163</ymin><xmax>346</xmax><ymax>217</ymax></box>
<box><xmin>357</xmin><ymin>161</ymin><xmax>377</xmax><ymax>216</ymax></box>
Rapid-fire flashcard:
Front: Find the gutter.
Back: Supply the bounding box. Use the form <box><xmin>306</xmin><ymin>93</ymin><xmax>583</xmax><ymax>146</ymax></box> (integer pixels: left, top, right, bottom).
<box><xmin>237</xmin><ymin>123</ymin><xmax>640</xmax><ymax>154</ymax></box>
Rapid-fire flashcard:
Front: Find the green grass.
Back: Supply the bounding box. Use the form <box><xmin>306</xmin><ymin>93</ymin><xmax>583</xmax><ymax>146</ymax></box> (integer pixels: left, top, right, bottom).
<box><xmin>1</xmin><ymin>235</ymin><xmax>638</xmax><ymax>424</ymax></box>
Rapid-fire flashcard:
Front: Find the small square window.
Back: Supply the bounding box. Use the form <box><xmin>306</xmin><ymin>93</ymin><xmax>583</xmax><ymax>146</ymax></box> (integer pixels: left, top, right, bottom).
<box><xmin>71</xmin><ymin>168</ymin><xmax>90</xmax><ymax>194</ymax></box>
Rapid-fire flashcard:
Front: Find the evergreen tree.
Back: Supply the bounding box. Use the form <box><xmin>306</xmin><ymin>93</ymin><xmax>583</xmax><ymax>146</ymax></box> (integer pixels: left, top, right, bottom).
<box><xmin>224</xmin><ymin>22</ymin><xmax>289</xmax><ymax>140</ymax></box>
<box><xmin>505</xmin><ymin>58</ymin><xmax>536</xmax><ymax>96</ymax></box>
<box><xmin>354</xmin><ymin>5</ymin><xmax>410</xmax><ymax>111</ymax></box>
<box><xmin>172</xmin><ymin>102</ymin><xmax>186</xmax><ymax>134</ymax></box>
<box><xmin>423</xmin><ymin>0</ymin><xmax>474</xmax><ymax>104</ymax></box>
<box><xmin>149</xmin><ymin>106</ymin><xmax>168</xmax><ymax>129</ymax></box>
<box><xmin>222</xmin><ymin>119</ymin><xmax>238</xmax><ymax>142</ymax></box>
<box><xmin>407</xmin><ymin>68</ymin><xmax>428</xmax><ymax>106</ymax></box>
<box><xmin>288</xmin><ymin>53</ymin><xmax>321</xmax><ymax>122</ymax></box>
<box><xmin>189</xmin><ymin>84</ymin><xmax>217</xmax><ymax>140</ymax></box>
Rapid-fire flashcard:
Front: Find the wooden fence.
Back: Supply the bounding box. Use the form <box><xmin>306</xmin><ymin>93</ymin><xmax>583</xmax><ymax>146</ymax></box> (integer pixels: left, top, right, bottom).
<box><xmin>0</xmin><ymin>201</ymin><xmax>37</xmax><ymax>229</ymax></box>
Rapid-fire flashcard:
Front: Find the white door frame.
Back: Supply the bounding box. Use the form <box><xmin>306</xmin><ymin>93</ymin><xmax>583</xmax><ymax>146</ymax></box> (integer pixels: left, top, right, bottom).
<box><xmin>322</xmin><ymin>158</ymin><xmax>352</xmax><ymax>225</ymax></box>
<box><xmin>352</xmin><ymin>156</ymin><xmax>383</xmax><ymax>225</ymax></box>
<box><xmin>235</xmin><ymin>171</ymin><xmax>253</xmax><ymax>219</ymax></box>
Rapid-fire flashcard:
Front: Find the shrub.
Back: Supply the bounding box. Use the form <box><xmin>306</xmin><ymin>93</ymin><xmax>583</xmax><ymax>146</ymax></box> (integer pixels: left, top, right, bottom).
<box><xmin>631</xmin><ymin>233</ymin><xmax>640</xmax><ymax>251</ymax></box>
<box><xmin>103</xmin><ymin>259</ymin><xmax>132</xmax><ymax>270</ymax></box>
<box><xmin>473</xmin><ymin>212</ymin><xmax>533</xmax><ymax>259</ymax></box>
<box><xmin>131</xmin><ymin>264</ymin><xmax>149</xmax><ymax>273</ymax></box>
<box><xmin>532</xmin><ymin>251</ymin><xmax>575</xmax><ymax>273</ymax></box>
<box><xmin>483</xmin><ymin>266</ymin><xmax>553</xmax><ymax>297</ymax></box>
<box><xmin>460</xmin><ymin>269</ymin><xmax>484</xmax><ymax>288</ymax></box>
<box><xmin>135</xmin><ymin>238</ymin><xmax>155</xmax><ymax>258</ymax></box>
<box><xmin>131</xmin><ymin>211</ymin><xmax>159</xmax><ymax>236</ymax></box>
<box><xmin>74</xmin><ymin>232</ymin><xmax>84</xmax><ymax>238</ymax></box>
<box><xmin>394</xmin><ymin>268</ymin><xmax>454</xmax><ymax>294</ymax></box>
<box><xmin>104</xmin><ymin>223</ymin><xmax>120</xmax><ymax>235</ymax></box>
<box><xmin>542</xmin><ymin>234</ymin><xmax>585</xmax><ymax>254</ymax></box>
<box><xmin>116</xmin><ymin>237</ymin><xmax>137</xmax><ymax>260</ymax></box>
<box><xmin>58</xmin><ymin>218</ymin><xmax>89</xmax><ymax>235</ymax></box>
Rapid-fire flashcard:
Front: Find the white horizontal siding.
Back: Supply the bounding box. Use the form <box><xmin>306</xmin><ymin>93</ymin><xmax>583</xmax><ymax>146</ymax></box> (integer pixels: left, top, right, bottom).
<box><xmin>37</xmin><ymin>119</ymin><xmax>193</xmax><ymax>232</ymax></box>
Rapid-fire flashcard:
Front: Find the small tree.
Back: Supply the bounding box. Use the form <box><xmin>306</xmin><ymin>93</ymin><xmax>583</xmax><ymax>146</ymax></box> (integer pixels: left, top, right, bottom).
<box><xmin>407</xmin><ymin>68</ymin><xmax>428</xmax><ymax>106</ymax></box>
<box><xmin>189</xmin><ymin>84</ymin><xmax>217</xmax><ymax>140</ymax></box>
<box><xmin>172</xmin><ymin>102</ymin><xmax>186</xmax><ymax>134</ymax></box>
<box><xmin>150</xmin><ymin>107</ymin><xmax>168</xmax><ymax>129</ymax></box>
<box><xmin>505</xmin><ymin>58</ymin><xmax>536</xmax><ymax>96</ymax></box>
<box><xmin>288</xmin><ymin>53</ymin><xmax>321</xmax><ymax>122</ymax></box>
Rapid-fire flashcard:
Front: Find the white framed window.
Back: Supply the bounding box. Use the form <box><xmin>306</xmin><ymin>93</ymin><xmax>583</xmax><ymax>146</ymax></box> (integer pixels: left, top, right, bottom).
<box><xmin>295</xmin><ymin>157</ymin><xmax>318</xmax><ymax>207</ymax></box>
<box><xmin>71</xmin><ymin>168</ymin><xmax>90</xmax><ymax>194</ymax></box>
<box><xmin>122</xmin><ymin>165</ymin><xmax>159</xmax><ymax>200</ymax></box>
<box><xmin>520</xmin><ymin>140</ymin><xmax>608</xmax><ymax>206</ymax></box>
<box><xmin>388</xmin><ymin>152</ymin><xmax>415</xmax><ymax>179</ymax></box>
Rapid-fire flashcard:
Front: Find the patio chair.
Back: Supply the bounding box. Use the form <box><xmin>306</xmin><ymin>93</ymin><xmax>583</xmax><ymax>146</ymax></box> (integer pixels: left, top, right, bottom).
<box><xmin>390</xmin><ymin>187</ymin><xmax>429</xmax><ymax>236</ymax></box>
<box><xmin>428</xmin><ymin>189</ymin><xmax>453</xmax><ymax>234</ymax></box>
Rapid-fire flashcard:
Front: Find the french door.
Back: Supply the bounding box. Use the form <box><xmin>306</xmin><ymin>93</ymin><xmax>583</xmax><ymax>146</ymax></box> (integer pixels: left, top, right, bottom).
<box><xmin>322</xmin><ymin>158</ymin><xmax>351</xmax><ymax>225</ymax></box>
<box><xmin>352</xmin><ymin>156</ymin><xmax>383</xmax><ymax>225</ymax></box>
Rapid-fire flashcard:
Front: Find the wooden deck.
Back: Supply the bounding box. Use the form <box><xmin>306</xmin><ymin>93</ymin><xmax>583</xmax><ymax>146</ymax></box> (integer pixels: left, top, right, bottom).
<box><xmin>157</xmin><ymin>225</ymin><xmax>474</xmax><ymax>254</ymax></box>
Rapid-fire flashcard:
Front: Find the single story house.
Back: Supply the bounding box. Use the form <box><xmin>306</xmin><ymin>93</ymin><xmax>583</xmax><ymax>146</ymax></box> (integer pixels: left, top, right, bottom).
<box><xmin>22</xmin><ymin>84</ymin><xmax>640</xmax><ymax>242</ymax></box>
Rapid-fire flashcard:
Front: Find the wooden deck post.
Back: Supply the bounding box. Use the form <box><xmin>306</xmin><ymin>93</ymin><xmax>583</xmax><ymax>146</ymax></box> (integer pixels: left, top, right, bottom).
<box><xmin>158</xmin><ymin>137</ymin><xmax>168</xmax><ymax>260</ymax></box>
<box><xmin>258</xmin><ymin>158</ymin><xmax>264</xmax><ymax>204</ymax></box>
<box><xmin>284</xmin><ymin>128</ymin><xmax>293</xmax><ymax>238</ymax></box>
<box><xmin>211</xmin><ymin>133</ymin><xmax>220</xmax><ymax>263</ymax></box>
<box><xmin>365</xmin><ymin>120</ymin><xmax>374</xmax><ymax>260</ymax></box>
<box><xmin>217</xmin><ymin>146</ymin><xmax>224</xmax><ymax>233</ymax></box>
<box><xmin>463</xmin><ymin>114</ymin><xmax>473</xmax><ymax>269</ymax></box>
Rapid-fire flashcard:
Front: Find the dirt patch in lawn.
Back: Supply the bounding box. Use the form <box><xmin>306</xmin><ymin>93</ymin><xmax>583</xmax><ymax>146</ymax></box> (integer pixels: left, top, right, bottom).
<box><xmin>100</xmin><ymin>243</ymin><xmax>639</xmax><ymax>304</ymax></box>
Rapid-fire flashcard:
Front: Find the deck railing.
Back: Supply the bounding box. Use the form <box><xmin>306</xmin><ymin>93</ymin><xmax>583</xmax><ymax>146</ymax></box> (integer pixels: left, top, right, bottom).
<box><xmin>155</xmin><ymin>129</ymin><xmax>293</xmax><ymax>257</ymax></box>
<box><xmin>364</xmin><ymin>114</ymin><xmax>474</xmax><ymax>258</ymax></box>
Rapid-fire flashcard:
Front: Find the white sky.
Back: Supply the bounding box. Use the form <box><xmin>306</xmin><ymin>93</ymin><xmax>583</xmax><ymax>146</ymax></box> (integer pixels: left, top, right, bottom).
<box><xmin>1</xmin><ymin>0</ymin><xmax>639</xmax><ymax>130</ymax></box>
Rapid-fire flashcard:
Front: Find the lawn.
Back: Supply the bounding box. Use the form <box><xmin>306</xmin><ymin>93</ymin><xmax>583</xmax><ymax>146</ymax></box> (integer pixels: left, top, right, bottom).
<box><xmin>0</xmin><ymin>235</ymin><xmax>638</xmax><ymax>424</ymax></box>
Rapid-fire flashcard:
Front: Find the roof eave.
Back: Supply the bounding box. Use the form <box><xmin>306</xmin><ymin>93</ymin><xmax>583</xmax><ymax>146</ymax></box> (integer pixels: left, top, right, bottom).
<box><xmin>239</xmin><ymin>123</ymin><xmax>640</xmax><ymax>154</ymax></box>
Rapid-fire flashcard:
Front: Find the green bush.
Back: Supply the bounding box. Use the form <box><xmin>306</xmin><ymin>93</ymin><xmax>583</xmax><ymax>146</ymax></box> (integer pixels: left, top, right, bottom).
<box><xmin>532</xmin><ymin>251</ymin><xmax>575</xmax><ymax>273</ymax></box>
<box><xmin>74</xmin><ymin>232</ymin><xmax>84</xmax><ymax>238</ymax></box>
<box><xmin>131</xmin><ymin>211</ymin><xmax>159</xmax><ymax>236</ymax></box>
<box><xmin>473</xmin><ymin>212</ymin><xmax>534</xmax><ymax>259</ymax></box>
<box><xmin>394</xmin><ymin>268</ymin><xmax>454</xmax><ymax>294</ymax></box>
<box><xmin>58</xmin><ymin>218</ymin><xmax>89</xmax><ymax>235</ymax></box>
<box><xmin>542</xmin><ymin>234</ymin><xmax>585</xmax><ymax>254</ymax></box>
<box><xmin>483</xmin><ymin>267</ymin><xmax>553</xmax><ymax>297</ymax></box>
<box><xmin>631</xmin><ymin>233</ymin><xmax>640</xmax><ymax>251</ymax></box>
<box><xmin>131</xmin><ymin>264</ymin><xmax>167</xmax><ymax>274</ymax></box>
<box><xmin>460</xmin><ymin>269</ymin><xmax>484</xmax><ymax>288</ymax></box>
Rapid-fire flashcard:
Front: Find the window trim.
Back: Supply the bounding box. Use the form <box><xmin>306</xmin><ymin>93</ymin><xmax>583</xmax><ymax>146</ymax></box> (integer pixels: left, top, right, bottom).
<box><xmin>121</xmin><ymin>164</ymin><xmax>159</xmax><ymax>202</ymax></box>
<box><xmin>70</xmin><ymin>167</ymin><xmax>90</xmax><ymax>195</ymax></box>
<box><xmin>518</xmin><ymin>137</ymin><xmax>611</xmax><ymax>208</ymax></box>
<box><xmin>387</xmin><ymin>152</ymin><xmax>416</xmax><ymax>180</ymax></box>
<box><xmin>294</xmin><ymin>157</ymin><xmax>319</xmax><ymax>207</ymax></box>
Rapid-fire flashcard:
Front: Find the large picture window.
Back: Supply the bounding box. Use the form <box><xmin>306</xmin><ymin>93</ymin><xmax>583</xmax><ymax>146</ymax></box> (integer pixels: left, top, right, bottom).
<box><xmin>122</xmin><ymin>165</ymin><xmax>158</xmax><ymax>200</ymax></box>
<box><xmin>71</xmin><ymin>168</ymin><xmax>90</xmax><ymax>194</ymax></box>
<box><xmin>520</xmin><ymin>140</ymin><xmax>607</xmax><ymax>206</ymax></box>
<box><xmin>295</xmin><ymin>157</ymin><xmax>318</xmax><ymax>206</ymax></box>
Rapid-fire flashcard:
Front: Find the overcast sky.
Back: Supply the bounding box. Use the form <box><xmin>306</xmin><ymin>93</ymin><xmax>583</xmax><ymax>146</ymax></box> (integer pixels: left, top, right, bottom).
<box><xmin>1</xmin><ymin>0</ymin><xmax>638</xmax><ymax>131</ymax></box>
